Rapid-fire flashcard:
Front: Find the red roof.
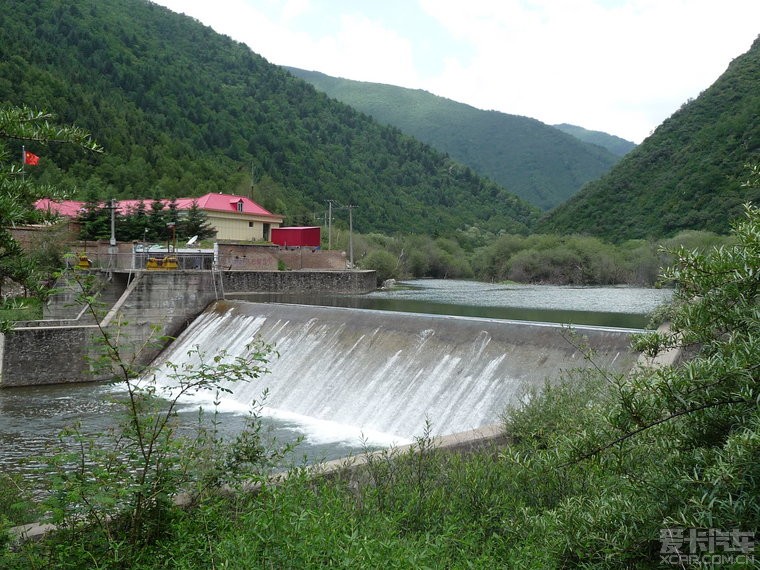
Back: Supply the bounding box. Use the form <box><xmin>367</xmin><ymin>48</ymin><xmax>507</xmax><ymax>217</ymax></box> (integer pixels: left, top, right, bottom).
<box><xmin>35</xmin><ymin>198</ymin><xmax>87</xmax><ymax>217</ymax></box>
<box><xmin>35</xmin><ymin>193</ymin><xmax>280</xmax><ymax>219</ymax></box>
<box><xmin>186</xmin><ymin>193</ymin><xmax>276</xmax><ymax>216</ymax></box>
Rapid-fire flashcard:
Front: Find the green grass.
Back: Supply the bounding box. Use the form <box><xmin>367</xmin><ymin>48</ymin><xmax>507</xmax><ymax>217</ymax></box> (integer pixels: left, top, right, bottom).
<box><xmin>0</xmin><ymin>297</ymin><xmax>42</xmax><ymax>321</ymax></box>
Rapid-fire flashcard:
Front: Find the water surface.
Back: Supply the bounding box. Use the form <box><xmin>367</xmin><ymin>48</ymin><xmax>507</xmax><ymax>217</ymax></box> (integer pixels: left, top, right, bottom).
<box><xmin>1</xmin><ymin>281</ymin><xmax>672</xmax><ymax>480</ymax></box>
<box><xmin>233</xmin><ymin>279</ymin><xmax>672</xmax><ymax>329</ymax></box>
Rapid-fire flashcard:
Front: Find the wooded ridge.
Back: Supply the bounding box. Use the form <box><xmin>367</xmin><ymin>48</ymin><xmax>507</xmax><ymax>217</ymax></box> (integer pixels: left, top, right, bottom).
<box><xmin>1</xmin><ymin>0</ymin><xmax>755</xmax><ymax>243</ymax></box>
<box><xmin>287</xmin><ymin>67</ymin><xmax>626</xmax><ymax>210</ymax></box>
<box><xmin>540</xmin><ymin>35</ymin><xmax>760</xmax><ymax>241</ymax></box>
<box><xmin>0</xmin><ymin>0</ymin><xmax>537</xmax><ymax>236</ymax></box>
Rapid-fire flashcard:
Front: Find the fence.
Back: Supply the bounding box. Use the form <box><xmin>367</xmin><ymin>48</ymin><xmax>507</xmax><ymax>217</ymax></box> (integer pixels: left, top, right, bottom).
<box><xmin>68</xmin><ymin>251</ymin><xmax>216</xmax><ymax>271</ymax></box>
<box><xmin>69</xmin><ymin>247</ymin><xmax>348</xmax><ymax>272</ymax></box>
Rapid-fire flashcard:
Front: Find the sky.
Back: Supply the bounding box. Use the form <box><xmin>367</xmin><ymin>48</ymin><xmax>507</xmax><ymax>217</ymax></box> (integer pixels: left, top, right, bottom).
<box><xmin>151</xmin><ymin>0</ymin><xmax>759</xmax><ymax>144</ymax></box>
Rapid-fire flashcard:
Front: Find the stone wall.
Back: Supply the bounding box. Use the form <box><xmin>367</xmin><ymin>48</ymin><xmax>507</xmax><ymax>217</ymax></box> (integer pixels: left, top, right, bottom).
<box><xmin>223</xmin><ymin>270</ymin><xmax>376</xmax><ymax>294</ymax></box>
<box><xmin>0</xmin><ymin>325</ymin><xmax>98</xmax><ymax>386</ymax></box>
<box><xmin>277</xmin><ymin>249</ymin><xmax>346</xmax><ymax>270</ymax></box>
<box><xmin>217</xmin><ymin>243</ymin><xmax>278</xmax><ymax>270</ymax></box>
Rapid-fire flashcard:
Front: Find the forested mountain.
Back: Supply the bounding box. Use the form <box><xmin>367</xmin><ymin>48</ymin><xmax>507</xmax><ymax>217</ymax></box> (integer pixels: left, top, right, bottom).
<box><xmin>552</xmin><ymin>123</ymin><xmax>636</xmax><ymax>157</ymax></box>
<box><xmin>540</xmin><ymin>36</ymin><xmax>760</xmax><ymax>241</ymax></box>
<box><xmin>286</xmin><ymin>68</ymin><xmax>621</xmax><ymax>210</ymax></box>
<box><xmin>0</xmin><ymin>0</ymin><xmax>538</xmax><ymax>236</ymax></box>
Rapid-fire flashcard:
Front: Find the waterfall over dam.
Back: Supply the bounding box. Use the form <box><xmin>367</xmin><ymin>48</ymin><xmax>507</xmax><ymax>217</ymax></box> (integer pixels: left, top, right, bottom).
<box><xmin>152</xmin><ymin>300</ymin><xmax>640</xmax><ymax>442</ymax></box>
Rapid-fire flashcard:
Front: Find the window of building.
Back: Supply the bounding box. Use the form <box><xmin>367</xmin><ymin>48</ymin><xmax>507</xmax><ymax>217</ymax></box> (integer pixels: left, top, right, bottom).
<box><xmin>236</xmin><ymin>200</ymin><xmax>244</xmax><ymax>213</ymax></box>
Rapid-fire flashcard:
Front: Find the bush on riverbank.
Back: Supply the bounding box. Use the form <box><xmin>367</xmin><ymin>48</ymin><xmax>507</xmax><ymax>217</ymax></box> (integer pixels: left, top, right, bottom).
<box><xmin>347</xmin><ymin>226</ymin><xmax>733</xmax><ymax>286</ymax></box>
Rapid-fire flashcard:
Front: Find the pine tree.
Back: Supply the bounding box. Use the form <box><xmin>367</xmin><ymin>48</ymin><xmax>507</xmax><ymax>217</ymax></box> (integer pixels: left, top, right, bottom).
<box><xmin>180</xmin><ymin>200</ymin><xmax>216</xmax><ymax>241</ymax></box>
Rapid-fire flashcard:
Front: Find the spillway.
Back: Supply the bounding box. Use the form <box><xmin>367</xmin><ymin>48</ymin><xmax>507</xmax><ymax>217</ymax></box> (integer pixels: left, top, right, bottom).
<box><xmin>151</xmin><ymin>300</ymin><xmax>640</xmax><ymax>441</ymax></box>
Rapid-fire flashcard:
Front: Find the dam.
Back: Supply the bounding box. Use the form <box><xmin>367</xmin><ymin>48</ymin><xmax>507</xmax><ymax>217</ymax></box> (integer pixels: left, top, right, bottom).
<box><xmin>150</xmin><ymin>299</ymin><xmax>642</xmax><ymax>442</ymax></box>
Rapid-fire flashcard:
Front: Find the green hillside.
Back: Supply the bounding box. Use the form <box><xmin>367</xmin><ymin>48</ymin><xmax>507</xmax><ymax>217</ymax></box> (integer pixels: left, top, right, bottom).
<box><xmin>0</xmin><ymin>0</ymin><xmax>538</xmax><ymax>236</ymax></box>
<box><xmin>540</xmin><ymin>36</ymin><xmax>760</xmax><ymax>241</ymax></box>
<box><xmin>286</xmin><ymin>68</ymin><xmax>621</xmax><ymax>210</ymax></box>
<box><xmin>552</xmin><ymin>123</ymin><xmax>636</xmax><ymax>156</ymax></box>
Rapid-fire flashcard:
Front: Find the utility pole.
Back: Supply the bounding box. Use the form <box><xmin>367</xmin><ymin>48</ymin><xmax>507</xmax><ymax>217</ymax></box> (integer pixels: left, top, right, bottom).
<box><xmin>108</xmin><ymin>198</ymin><xmax>117</xmax><ymax>268</ymax></box>
<box><xmin>325</xmin><ymin>199</ymin><xmax>338</xmax><ymax>250</ymax></box>
<box><xmin>109</xmin><ymin>199</ymin><xmax>117</xmax><ymax>247</ymax></box>
<box><xmin>347</xmin><ymin>204</ymin><xmax>356</xmax><ymax>269</ymax></box>
<box><xmin>166</xmin><ymin>222</ymin><xmax>176</xmax><ymax>253</ymax></box>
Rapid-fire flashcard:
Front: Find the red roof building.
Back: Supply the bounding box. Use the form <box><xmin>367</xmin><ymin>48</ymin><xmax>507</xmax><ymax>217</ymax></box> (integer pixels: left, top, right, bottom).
<box><xmin>35</xmin><ymin>193</ymin><xmax>283</xmax><ymax>242</ymax></box>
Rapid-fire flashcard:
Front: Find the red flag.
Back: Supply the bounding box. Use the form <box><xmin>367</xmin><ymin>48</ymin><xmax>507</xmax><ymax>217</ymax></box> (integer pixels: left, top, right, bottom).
<box><xmin>24</xmin><ymin>150</ymin><xmax>40</xmax><ymax>166</ymax></box>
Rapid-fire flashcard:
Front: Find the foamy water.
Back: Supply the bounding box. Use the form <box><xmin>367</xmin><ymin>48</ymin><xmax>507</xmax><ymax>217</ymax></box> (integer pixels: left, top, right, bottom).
<box><xmin>149</xmin><ymin>300</ymin><xmax>638</xmax><ymax>443</ymax></box>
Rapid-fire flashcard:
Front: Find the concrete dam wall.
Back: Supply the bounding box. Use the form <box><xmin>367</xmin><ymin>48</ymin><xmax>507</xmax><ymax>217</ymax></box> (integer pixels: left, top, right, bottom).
<box><xmin>153</xmin><ymin>300</ymin><xmax>641</xmax><ymax>440</ymax></box>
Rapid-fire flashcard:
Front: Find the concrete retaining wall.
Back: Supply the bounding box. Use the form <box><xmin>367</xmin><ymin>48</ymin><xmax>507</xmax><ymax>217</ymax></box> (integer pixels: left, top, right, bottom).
<box><xmin>0</xmin><ymin>271</ymin><xmax>220</xmax><ymax>387</ymax></box>
<box><xmin>105</xmin><ymin>271</ymin><xmax>221</xmax><ymax>367</ymax></box>
<box><xmin>0</xmin><ymin>325</ymin><xmax>98</xmax><ymax>386</ymax></box>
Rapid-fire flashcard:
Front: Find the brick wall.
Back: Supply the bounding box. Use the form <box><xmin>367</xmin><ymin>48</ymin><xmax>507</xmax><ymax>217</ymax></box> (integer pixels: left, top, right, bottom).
<box><xmin>277</xmin><ymin>249</ymin><xmax>346</xmax><ymax>270</ymax></box>
<box><xmin>9</xmin><ymin>223</ymin><xmax>76</xmax><ymax>251</ymax></box>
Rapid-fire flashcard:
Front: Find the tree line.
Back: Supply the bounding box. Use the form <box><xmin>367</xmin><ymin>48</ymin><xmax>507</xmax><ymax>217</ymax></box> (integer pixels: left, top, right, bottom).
<box><xmin>77</xmin><ymin>197</ymin><xmax>216</xmax><ymax>243</ymax></box>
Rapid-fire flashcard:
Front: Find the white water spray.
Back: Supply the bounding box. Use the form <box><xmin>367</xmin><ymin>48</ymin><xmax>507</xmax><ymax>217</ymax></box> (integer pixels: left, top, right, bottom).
<box><xmin>150</xmin><ymin>301</ymin><xmax>638</xmax><ymax>445</ymax></box>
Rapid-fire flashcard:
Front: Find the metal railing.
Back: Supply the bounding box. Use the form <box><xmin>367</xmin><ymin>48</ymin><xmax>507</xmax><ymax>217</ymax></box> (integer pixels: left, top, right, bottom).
<box><xmin>68</xmin><ymin>251</ymin><xmax>216</xmax><ymax>271</ymax></box>
<box><xmin>67</xmin><ymin>249</ymin><xmax>346</xmax><ymax>272</ymax></box>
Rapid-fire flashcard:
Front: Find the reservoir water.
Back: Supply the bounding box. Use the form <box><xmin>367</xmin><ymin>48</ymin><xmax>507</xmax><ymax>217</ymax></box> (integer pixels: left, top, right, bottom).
<box><xmin>237</xmin><ymin>279</ymin><xmax>670</xmax><ymax>329</ymax></box>
<box><xmin>0</xmin><ymin>280</ymin><xmax>671</xmax><ymax>478</ymax></box>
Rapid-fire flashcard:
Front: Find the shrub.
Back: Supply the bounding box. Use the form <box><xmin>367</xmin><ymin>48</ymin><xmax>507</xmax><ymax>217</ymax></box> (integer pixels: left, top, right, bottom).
<box><xmin>359</xmin><ymin>249</ymin><xmax>399</xmax><ymax>285</ymax></box>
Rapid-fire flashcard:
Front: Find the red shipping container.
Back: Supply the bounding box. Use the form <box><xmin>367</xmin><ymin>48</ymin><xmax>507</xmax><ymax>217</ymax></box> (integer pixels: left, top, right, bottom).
<box><xmin>271</xmin><ymin>226</ymin><xmax>321</xmax><ymax>247</ymax></box>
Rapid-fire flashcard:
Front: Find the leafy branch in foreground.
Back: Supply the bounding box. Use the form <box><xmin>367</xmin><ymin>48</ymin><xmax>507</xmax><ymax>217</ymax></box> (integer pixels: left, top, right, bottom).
<box><xmin>494</xmin><ymin>200</ymin><xmax>759</xmax><ymax>565</ymax></box>
<box><xmin>26</xmin><ymin>270</ymin><xmax>293</xmax><ymax>565</ymax></box>
<box><xmin>0</xmin><ymin>106</ymin><xmax>102</xmax><ymax>152</ymax></box>
<box><xmin>626</xmin><ymin>203</ymin><xmax>758</xmax><ymax>423</ymax></box>
<box><xmin>556</xmin><ymin>203</ymin><xmax>759</xmax><ymax>466</ymax></box>
<box><xmin>1</xmin><ymin>104</ymin><xmax>102</xmax><ymax>311</ymax></box>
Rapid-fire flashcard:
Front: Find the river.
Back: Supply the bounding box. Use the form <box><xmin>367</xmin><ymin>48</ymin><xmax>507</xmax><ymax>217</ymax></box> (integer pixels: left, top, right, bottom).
<box><xmin>0</xmin><ymin>280</ymin><xmax>672</xmax><ymax>478</ymax></box>
<box><xmin>239</xmin><ymin>279</ymin><xmax>670</xmax><ymax>329</ymax></box>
